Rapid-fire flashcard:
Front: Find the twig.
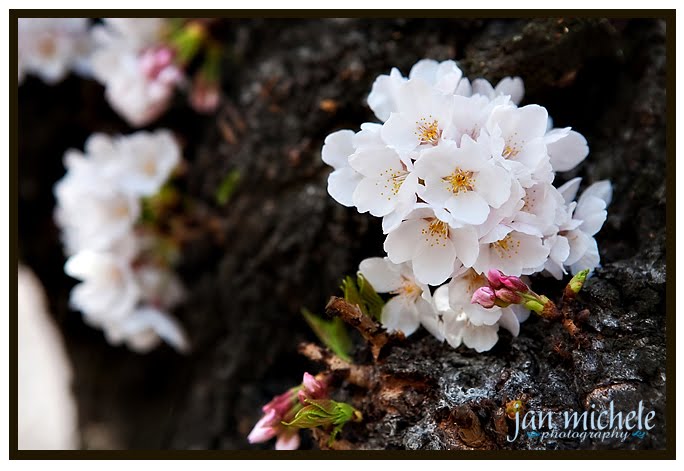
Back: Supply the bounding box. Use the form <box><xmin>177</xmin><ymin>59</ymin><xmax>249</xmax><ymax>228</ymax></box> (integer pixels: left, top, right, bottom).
<box><xmin>298</xmin><ymin>342</ymin><xmax>373</xmax><ymax>388</ymax></box>
<box><xmin>325</xmin><ymin>296</ymin><xmax>400</xmax><ymax>360</ymax></box>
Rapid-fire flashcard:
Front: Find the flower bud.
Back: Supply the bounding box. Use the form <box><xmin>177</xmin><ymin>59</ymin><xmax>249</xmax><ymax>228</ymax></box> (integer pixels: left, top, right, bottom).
<box><xmin>471</xmin><ymin>286</ymin><xmax>496</xmax><ymax>308</ymax></box>
<box><xmin>495</xmin><ymin>287</ymin><xmax>522</xmax><ymax>304</ymax></box>
<box><xmin>486</xmin><ymin>269</ymin><xmax>504</xmax><ymax>289</ymax></box>
<box><xmin>247</xmin><ymin>409</ymin><xmax>278</xmax><ymax>444</ymax></box>
<box><xmin>298</xmin><ymin>372</ymin><xmax>327</xmax><ymax>403</ymax></box>
<box><xmin>263</xmin><ymin>389</ymin><xmax>297</xmax><ymax>417</ymax></box>
<box><xmin>500</xmin><ymin>274</ymin><xmax>529</xmax><ymax>293</ymax></box>
<box><xmin>564</xmin><ymin>269</ymin><xmax>589</xmax><ymax>298</ymax></box>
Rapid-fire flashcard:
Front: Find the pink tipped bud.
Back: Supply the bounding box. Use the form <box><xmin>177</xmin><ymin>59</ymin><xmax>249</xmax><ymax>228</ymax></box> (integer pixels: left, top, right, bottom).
<box><xmin>495</xmin><ymin>287</ymin><xmax>522</xmax><ymax>304</ymax></box>
<box><xmin>486</xmin><ymin>269</ymin><xmax>504</xmax><ymax>288</ymax></box>
<box><xmin>302</xmin><ymin>372</ymin><xmax>326</xmax><ymax>396</ymax></box>
<box><xmin>190</xmin><ymin>76</ymin><xmax>220</xmax><ymax>114</ymax></box>
<box><xmin>263</xmin><ymin>389</ymin><xmax>297</xmax><ymax>417</ymax></box>
<box><xmin>500</xmin><ymin>274</ymin><xmax>529</xmax><ymax>293</ymax></box>
<box><xmin>472</xmin><ymin>286</ymin><xmax>496</xmax><ymax>308</ymax></box>
<box><xmin>247</xmin><ymin>409</ymin><xmax>278</xmax><ymax>444</ymax></box>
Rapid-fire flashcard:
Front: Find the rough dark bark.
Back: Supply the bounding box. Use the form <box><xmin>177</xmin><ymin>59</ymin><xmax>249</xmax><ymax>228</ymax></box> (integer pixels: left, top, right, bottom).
<box><xmin>18</xmin><ymin>18</ymin><xmax>667</xmax><ymax>450</ymax></box>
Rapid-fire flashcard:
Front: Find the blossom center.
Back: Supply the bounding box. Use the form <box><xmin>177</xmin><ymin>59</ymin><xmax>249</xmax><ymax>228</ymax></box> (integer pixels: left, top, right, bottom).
<box><xmin>421</xmin><ymin>219</ymin><xmax>449</xmax><ymax>247</ymax></box>
<box><xmin>444</xmin><ymin>169</ymin><xmax>474</xmax><ymax>194</ymax></box>
<box><xmin>491</xmin><ymin>234</ymin><xmax>521</xmax><ymax>259</ymax></box>
<box><xmin>143</xmin><ymin>159</ymin><xmax>157</xmax><ymax>176</ymax></box>
<box><xmin>378</xmin><ymin>168</ymin><xmax>408</xmax><ymax>199</ymax></box>
<box><xmin>415</xmin><ymin>116</ymin><xmax>440</xmax><ymax>145</ymax></box>
<box><xmin>37</xmin><ymin>37</ymin><xmax>57</xmax><ymax>58</ymax></box>
<box><xmin>502</xmin><ymin>143</ymin><xmax>520</xmax><ymax>159</ymax></box>
<box><xmin>391</xmin><ymin>278</ymin><xmax>421</xmax><ymax>300</ymax></box>
<box><xmin>112</xmin><ymin>203</ymin><xmax>130</xmax><ymax>219</ymax></box>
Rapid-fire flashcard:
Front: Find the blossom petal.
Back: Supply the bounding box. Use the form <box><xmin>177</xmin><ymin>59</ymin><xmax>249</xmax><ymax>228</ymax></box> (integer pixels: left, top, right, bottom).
<box><xmin>321</xmin><ymin>129</ymin><xmax>355</xmax><ymax>169</ymax></box>
<box><xmin>474</xmin><ymin>165</ymin><xmax>511</xmax><ymax>208</ymax></box>
<box><xmin>498</xmin><ymin>308</ymin><xmax>521</xmax><ymax>336</ymax></box>
<box><xmin>358</xmin><ymin>257</ymin><xmax>403</xmax><ymax>293</ymax></box>
<box><xmin>446</xmin><ymin>192</ymin><xmax>490</xmax><ymax>225</ymax></box>
<box><xmin>384</xmin><ymin>219</ymin><xmax>424</xmax><ymax>264</ymax></box>
<box><xmin>412</xmin><ymin>239</ymin><xmax>457</xmax><ymax>286</ymax></box>
<box><xmin>450</xmin><ymin>226</ymin><xmax>479</xmax><ymax>268</ymax></box>
<box><xmin>327</xmin><ymin>167</ymin><xmax>361</xmax><ymax>207</ymax></box>
<box><xmin>352</xmin><ymin>176</ymin><xmax>397</xmax><ymax>217</ymax></box>
<box><xmin>462</xmin><ymin>324</ymin><xmax>499</xmax><ymax>352</ymax></box>
<box><xmin>382</xmin><ymin>295</ymin><xmax>420</xmax><ymax>336</ymax></box>
<box><xmin>495</xmin><ymin>77</ymin><xmax>525</xmax><ymax>105</ymax></box>
<box><xmin>547</xmin><ymin>130</ymin><xmax>589</xmax><ymax>172</ymax></box>
<box><xmin>381</xmin><ymin>113</ymin><xmax>420</xmax><ymax>154</ymax></box>
<box><xmin>275</xmin><ymin>431</ymin><xmax>301</xmax><ymax>450</ymax></box>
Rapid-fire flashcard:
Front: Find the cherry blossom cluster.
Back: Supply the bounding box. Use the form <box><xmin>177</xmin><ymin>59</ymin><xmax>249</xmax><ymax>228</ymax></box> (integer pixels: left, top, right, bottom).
<box><xmin>322</xmin><ymin>59</ymin><xmax>612</xmax><ymax>352</ymax></box>
<box><xmin>18</xmin><ymin>18</ymin><xmax>221</xmax><ymax>125</ymax></box>
<box><xmin>54</xmin><ymin>130</ymin><xmax>188</xmax><ymax>353</ymax></box>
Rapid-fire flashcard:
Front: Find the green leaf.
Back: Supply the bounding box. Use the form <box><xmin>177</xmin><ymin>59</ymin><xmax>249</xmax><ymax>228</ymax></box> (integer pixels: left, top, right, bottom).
<box><xmin>357</xmin><ymin>274</ymin><xmax>385</xmax><ymax>321</ymax></box>
<box><xmin>341</xmin><ymin>274</ymin><xmax>385</xmax><ymax>321</ymax></box>
<box><xmin>301</xmin><ymin>308</ymin><xmax>352</xmax><ymax>362</ymax></box>
<box><xmin>215</xmin><ymin>170</ymin><xmax>240</xmax><ymax>206</ymax></box>
<box><xmin>282</xmin><ymin>399</ymin><xmax>361</xmax><ymax>430</ymax></box>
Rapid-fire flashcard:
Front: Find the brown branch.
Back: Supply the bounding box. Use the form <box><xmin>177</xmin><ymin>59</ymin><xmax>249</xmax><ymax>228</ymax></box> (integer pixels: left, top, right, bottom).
<box><xmin>325</xmin><ymin>296</ymin><xmax>402</xmax><ymax>360</ymax></box>
<box><xmin>298</xmin><ymin>342</ymin><xmax>373</xmax><ymax>388</ymax></box>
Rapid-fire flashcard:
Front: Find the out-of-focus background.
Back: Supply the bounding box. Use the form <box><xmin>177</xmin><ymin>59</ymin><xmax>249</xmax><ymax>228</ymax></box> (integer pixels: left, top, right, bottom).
<box><xmin>17</xmin><ymin>18</ymin><xmax>667</xmax><ymax>450</ymax></box>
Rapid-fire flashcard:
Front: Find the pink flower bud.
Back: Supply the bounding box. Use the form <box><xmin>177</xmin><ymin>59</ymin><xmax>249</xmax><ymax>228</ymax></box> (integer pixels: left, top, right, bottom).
<box><xmin>247</xmin><ymin>409</ymin><xmax>278</xmax><ymax>444</ymax></box>
<box><xmin>500</xmin><ymin>274</ymin><xmax>529</xmax><ymax>293</ymax></box>
<box><xmin>495</xmin><ymin>287</ymin><xmax>522</xmax><ymax>304</ymax></box>
<box><xmin>189</xmin><ymin>76</ymin><xmax>220</xmax><ymax>114</ymax></box>
<box><xmin>263</xmin><ymin>389</ymin><xmax>297</xmax><ymax>417</ymax></box>
<box><xmin>471</xmin><ymin>286</ymin><xmax>496</xmax><ymax>308</ymax></box>
<box><xmin>486</xmin><ymin>269</ymin><xmax>504</xmax><ymax>289</ymax></box>
<box><xmin>302</xmin><ymin>372</ymin><xmax>326</xmax><ymax>397</ymax></box>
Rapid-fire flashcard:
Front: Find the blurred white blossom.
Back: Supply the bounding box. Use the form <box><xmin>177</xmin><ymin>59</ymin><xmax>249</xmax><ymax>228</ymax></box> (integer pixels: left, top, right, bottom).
<box><xmin>91</xmin><ymin>18</ymin><xmax>183</xmax><ymax>127</ymax></box>
<box><xmin>18</xmin><ymin>18</ymin><xmax>92</xmax><ymax>84</ymax></box>
<box><xmin>54</xmin><ymin>130</ymin><xmax>187</xmax><ymax>353</ymax></box>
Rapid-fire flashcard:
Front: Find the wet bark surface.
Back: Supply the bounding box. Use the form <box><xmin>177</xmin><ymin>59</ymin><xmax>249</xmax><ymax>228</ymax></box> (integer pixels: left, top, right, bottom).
<box><xmin>18</xmin><ymin>18</ymin><xmax>667</xmax><ymax>450</ymax></box>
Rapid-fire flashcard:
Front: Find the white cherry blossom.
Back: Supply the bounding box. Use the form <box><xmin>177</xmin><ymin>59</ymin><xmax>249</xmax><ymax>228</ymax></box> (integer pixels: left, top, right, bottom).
<box><xmin>380</xmin><ymin>80</ymin><xmax>455</xmax><ymax>157</ymax></box>
<box><xmin>486</xmin><ymin>104</ymin><xmax>553</xmax><ymax>187</ymax></box>
<box><xmin>472</xmin><ymin>225</ymin><xmax>550</xmax><ymax>277</ymax></box>
<box><xmin>414</xmin><ymin>137</ymin><xmax>512</xmax><ymax>227</ymax></box>
<box><xmin>102</xmin><ymin>130</ymin><xmax>181</xmax><ymax>197</ymax></box>
<box><xmin>349</xmin><ymin>146</ymin><xmax>418</xmax><ymax>218</ymax></box>
<box><xmin>367</xmin><ymin>59</ymin><xmax>470</xmax><ymax>122</ymax></box>
<box><xmin>384</xmin><ymin>208</ymin><xmax>479</xmax><ymax>286</ymax></box>
<box><xmin>358</xmin><ymin>257</ymin><xmax>435</xmax><ymax>336</ymax></box>
<box><xmin>433</xmin><ymin>284</ymin><xmax>499</xmax><ymax>352</ymax></box>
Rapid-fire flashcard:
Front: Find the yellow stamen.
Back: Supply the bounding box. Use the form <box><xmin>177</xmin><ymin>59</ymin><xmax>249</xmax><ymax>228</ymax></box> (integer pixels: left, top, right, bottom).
<box><xmin>491</xmin><ymin>234</ymin><xmax>521</xmax><ymax>259</ymax></box>
<box><xmin>391</xmin><ymin>278</ymin><xmax>421</xmax><ymax>299</ymax></box>
<box><xmin>502</xmin><ymin>145</ymin><xmax>520</xmax><ymax>158</ymax></box>
<box><xmin>420</xmin><ymin>219</ymin><xmax>449</xmax><ymax>248</ymax></box>
<box><xmin>415</xmin><ymin>116</ymin><xmax>440</xmax><ymax>145</ymax></box>
<box><xmin>444</xmin><ymin>169</ymin><xmax>474</xmax><ymax>194</ymax></box>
